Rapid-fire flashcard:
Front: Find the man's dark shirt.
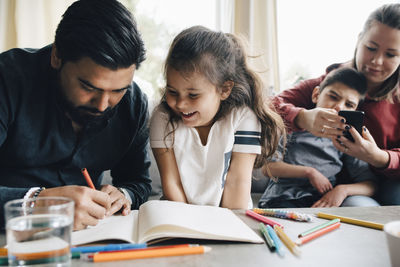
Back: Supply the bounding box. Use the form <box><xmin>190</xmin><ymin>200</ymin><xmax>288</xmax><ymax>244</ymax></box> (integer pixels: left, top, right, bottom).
<box><xmin>0</xmin><ymin>45</ymin><xmax>152</xmax><ymax>226</ymax></box>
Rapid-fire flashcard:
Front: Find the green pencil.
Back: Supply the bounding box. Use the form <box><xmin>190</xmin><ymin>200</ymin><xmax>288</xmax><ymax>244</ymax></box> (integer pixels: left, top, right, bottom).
<box><xmin>298</xmin><ymin>218</ymin><xmax>340</xmax><ymax>237</ymax></box>
<box><xmin>259</xmin><ymin>223</ymin><xmax>276</xmax><ymax>251</ymax></box>
<box><xmin>0</xmin><ymin>256</ymin><xmax>8</xmax><ymax>266</ymax></box>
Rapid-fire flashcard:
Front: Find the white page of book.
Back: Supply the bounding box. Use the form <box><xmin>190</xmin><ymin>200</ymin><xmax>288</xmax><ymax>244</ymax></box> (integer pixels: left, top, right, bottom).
<box><xmin>137</xmin><ymin>200</ymin><xmax>263</xmax><ymax>243</ymax></box>
<box><xmin>71</xmin><ymin>211</ymin><xmax>139</xmax><ymax>246</ymax></box>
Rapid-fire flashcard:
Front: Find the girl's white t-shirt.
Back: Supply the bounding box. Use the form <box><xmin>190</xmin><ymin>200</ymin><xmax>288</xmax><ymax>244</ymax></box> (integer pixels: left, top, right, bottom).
<box><xmin>150</xmin><ymin>105</ymin><xmax>261</xmax><ymax>207</ymax></box>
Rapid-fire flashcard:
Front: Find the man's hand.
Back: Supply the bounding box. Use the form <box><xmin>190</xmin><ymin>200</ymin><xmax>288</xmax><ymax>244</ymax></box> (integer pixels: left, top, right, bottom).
<box><xmin>100</xmin><ymin>185</ymin><xmax>131</xmax><ymax>217</ymax></box>
<box><xmin>39</xmin><ymin>185</ymin><xmax>111</xmax><ymax>230</ymax></box>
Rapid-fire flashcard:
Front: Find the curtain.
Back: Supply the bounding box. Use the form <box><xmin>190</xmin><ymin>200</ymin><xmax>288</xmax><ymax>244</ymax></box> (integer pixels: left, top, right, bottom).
<box><xmin>216</xmin><ymin>0</ymin><xmax>280</xmax><ymax>93</ymax></box>
<box><xmin>0</xmin><ymin>0</ymin><xmax>75</xmax><ymax>53</ymax></box>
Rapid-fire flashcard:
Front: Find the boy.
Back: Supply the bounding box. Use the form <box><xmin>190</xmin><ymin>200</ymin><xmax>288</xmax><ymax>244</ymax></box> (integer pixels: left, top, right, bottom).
<box><xmin>259</xmin><ymin>68</ymin><xmax>379</xmax><ymax>208</ymax></box>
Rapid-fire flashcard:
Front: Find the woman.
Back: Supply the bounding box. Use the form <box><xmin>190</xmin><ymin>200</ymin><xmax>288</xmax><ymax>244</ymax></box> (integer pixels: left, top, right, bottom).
<box><xmin>274</xmin><ymin>4</ymin><xmax>400</xmax><ymax>205</ymax></box>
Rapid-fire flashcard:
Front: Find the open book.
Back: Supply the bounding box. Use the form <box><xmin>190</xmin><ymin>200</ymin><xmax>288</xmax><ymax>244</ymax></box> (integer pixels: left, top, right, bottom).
<box><xmin>71</xmin><ymin>200</ymin><xmax>263</xmax><ymax>246</ymax></box>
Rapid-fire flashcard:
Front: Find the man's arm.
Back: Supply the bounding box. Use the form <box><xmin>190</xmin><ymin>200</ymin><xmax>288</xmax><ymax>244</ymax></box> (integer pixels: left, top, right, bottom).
<box><xmin>0</xmin><ymin>187</ymin><xmax>30</xmax><ymax>228</ymax></box>
<box><xmin>264</xmin><ymin>161</ymin><xmax>333</xmax><ymax>194</ymax></box>
<box><xmin>109</xmin><ymin>90</ymin><xmax>152</xmax><ymax>210</ymax></box>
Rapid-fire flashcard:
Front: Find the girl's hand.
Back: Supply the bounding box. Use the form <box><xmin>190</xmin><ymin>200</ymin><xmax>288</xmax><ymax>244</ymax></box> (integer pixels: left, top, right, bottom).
<box><xmin>311</xmin><ymin>185</ymin><xmax>347</xmax><ymax>207</ymax></box>
<box><xmin>296</xmin><ymin>108</ymin><xmax>346</xmax><ymax>139</ymax></box>
<box><xmin>332</xmin><ymin>126</ymin><xmax>390</xmax><ymax>168</ymax></box>
<box><xmin>306</xmin><ymin>168</ymin><xmax>333</xmax><ymax>194</ymax></box>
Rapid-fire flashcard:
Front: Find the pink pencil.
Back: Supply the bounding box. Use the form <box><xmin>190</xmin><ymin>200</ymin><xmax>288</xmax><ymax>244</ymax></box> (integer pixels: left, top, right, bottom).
<box><xmin>246</xmin><ymin>209</ymin><xmax>284</xmax><ymax>229</ymax></box>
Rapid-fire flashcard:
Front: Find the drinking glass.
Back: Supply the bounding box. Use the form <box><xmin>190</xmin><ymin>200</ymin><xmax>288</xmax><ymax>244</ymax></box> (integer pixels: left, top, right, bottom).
<box><xmin>5</xmin><ymin>197</ymin><xmax>74</xmax><ymax>266</ymax></box>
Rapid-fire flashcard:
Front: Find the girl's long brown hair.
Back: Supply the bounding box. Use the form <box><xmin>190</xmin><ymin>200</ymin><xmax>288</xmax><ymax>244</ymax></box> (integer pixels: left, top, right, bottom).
<box><xmin>161</xmin><ymin>26</ymin><xmax>285</xmax><ymax>168</ymax></box>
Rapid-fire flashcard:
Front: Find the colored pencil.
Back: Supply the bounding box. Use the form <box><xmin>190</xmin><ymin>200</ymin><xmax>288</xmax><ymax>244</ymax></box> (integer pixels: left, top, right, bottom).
<box><xmin>246</xmin><ymin>209</ymin><xmax>284</xmax><ymax>228</ymax></box>
<box><xmin>298</xmin><ymin>218</ymin><xmax>340</xmax><ymax>237</ymax></box>
<box><xmin>90</xmin><ymin>245</ymin><xmax>211</xmax><ymax>262</ymax></box>
<box><xmin>0</xmin><ymin>256</ymin><xmax>7</xmax><ymax>266</ymax></box>
<box><xmin>0</xmin><ymin>248</ymin><xmax>6</xmax><ymax>257</ymax></box>
<box><xmin>296</xmin><ymin>222</ymin><xmax>341</xmax><ymax>245</ymax></box>
<box><xmin>274</xmin><ymin>225</ymin><xmax>301</xmax><ymax>257</ymax></box>
<box><xmin>94</xmin><ymin>244</ymin><xmax>193</xmax><ymax>255</ymax></box>
<box><xmin>317</xmin><ymin>212</ymin><xmax>383</xmax><ymax>230</ymax></box>
<box><xmin>71</xmin><ymin>243</ymin><xmax>147</xmax><ymax>253</ymax></box>
<box><xmin>81</xmin><ymin>168</ymin><xmax>95</xmax><ymax>189</ymax></box>
<box><xmin>266</xmin><ymin>225</ymin><xmax>285</xmax><ymax>257</ymax></box>
<box><xmin>259</xmin><ymin>223</ymin><xmax>276</xmax><ymax>251</ymax></box>
<box><xmin>12</xmin><ymin>247</ymin><xmax>70</xmax><ymax>261</ymax></box>
<box><xmin>253</xmin><ymin>208</ymin><xmax>314</xmax><ymax>222</ymax></box>
<box><xmin>0</xmin><ymin>248</ymin><xmax>81</xmax><ymax>261</ymax></box>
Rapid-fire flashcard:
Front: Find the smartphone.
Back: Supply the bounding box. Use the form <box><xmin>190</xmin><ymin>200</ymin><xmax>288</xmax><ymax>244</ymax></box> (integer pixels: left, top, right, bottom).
<box><xmin>338</xmin><ymin>110</ymin><xmax>365</xmax><ymax>142</ymax></box>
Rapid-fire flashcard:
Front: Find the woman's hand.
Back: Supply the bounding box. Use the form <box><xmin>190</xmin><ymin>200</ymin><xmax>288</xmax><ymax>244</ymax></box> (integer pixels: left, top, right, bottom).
<box><xmin>332</xmin><ymin>126</ymin><xmax>389</xmax><ymax>168</ymax></box>
<box><xmin>295</xmin><ymin>108</ymin><xmax>346</xmax><ymax>139</ymax></box>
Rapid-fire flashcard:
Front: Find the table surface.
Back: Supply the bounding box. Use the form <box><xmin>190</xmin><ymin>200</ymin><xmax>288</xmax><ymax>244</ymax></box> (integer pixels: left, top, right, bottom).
<box><xmin>1</xmin><ymin>205</ymin><xmax>399</xmax><ymax>267</ymax></box>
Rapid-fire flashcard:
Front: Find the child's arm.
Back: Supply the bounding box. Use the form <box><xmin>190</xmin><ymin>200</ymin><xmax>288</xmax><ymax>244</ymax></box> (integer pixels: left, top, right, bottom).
<box><xmin>311</xmin><ymin>181</ymin><xmax>376</xmax><ymax>207</ymax></box>
<box><xmin>152</xmin><ymin>148</ymin><xmax>188</xmax><ymax>203</ymax></box>
<box><xmin>220</xmin><ymin>152</ymin><xmax>256</xmax><ymax>209</ymax></box>
<box><xmin>263</xmin><ymin>162</ymin><xmax>333</xmax><ymax>194</ymax></box>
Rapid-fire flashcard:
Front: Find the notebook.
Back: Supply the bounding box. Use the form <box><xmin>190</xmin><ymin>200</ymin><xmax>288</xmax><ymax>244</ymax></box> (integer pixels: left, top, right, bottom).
<box><xmin>71</xmin><ymin>200</ymin><xmax>263</xmax><ymax>246</ymax></box>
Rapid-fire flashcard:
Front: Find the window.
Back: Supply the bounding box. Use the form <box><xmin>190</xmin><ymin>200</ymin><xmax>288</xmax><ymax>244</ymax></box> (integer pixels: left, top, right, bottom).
<box><xmin>277</xmin><ymin>0</ymin><xmax>398</xmax><ymax>91</ymax></box>
<box><xmin>122</xmin><ymin>0</ymin><xmax>217</xmax><ymax>100</ymax></box>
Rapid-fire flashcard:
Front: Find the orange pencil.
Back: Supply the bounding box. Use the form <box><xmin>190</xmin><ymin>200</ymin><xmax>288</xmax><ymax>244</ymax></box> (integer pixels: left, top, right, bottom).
<box><xmin>0</xmin><ymin>247</ymin><xmax>7</xmax><ymax>257</ymax></box>
<box><xmin>13</xmin><ymin>247</ymin><xmax>70</xmax><ymax>260</ymax></box>
<box><xmin>81</xmin><ymin>168</ymin><xmax>95</xmax><ymax>189</ymax></box>
<box><xmin>91</xmin><ymin>245</ymin><xmax>211</xmax><ymax>262</ymax></box>
<box><xmin>96</xmin><ymin>244</ymin><xmax>192</xmax><ymax>255</ymax></box>
<box><xmin>296</xmin><ymin>222</ymin><xmax>341</xmax><ymax>245</ymax></box>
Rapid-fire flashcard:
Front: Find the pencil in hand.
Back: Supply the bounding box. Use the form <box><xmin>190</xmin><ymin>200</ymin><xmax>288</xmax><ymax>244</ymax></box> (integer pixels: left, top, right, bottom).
<box><xmin>81</xmin><ymin>168</ymin><xmax>95</xmax><ymax>189</ymax></box>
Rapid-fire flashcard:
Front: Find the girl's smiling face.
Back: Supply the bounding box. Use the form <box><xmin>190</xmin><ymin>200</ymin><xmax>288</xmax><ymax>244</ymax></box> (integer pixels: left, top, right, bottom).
<box><xmin>165</xmin><ymin>67</ymin><xmax>230</xmax><ymax>129</ymax></box>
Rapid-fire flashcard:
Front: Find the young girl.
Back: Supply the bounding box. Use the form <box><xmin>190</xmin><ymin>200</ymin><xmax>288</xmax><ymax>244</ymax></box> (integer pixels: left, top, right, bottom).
<box><xmin>150</xmin><ymin>26</ymin><xmax>285</xmax><ymax>209</ymax></box>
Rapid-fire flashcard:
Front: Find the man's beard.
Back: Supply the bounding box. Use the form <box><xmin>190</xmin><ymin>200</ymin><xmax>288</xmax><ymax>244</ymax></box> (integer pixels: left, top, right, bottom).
<box><xmin>57</xmin><ymin>91</ymin><xmax>118</xmax><ymax>129</ymax></box>
<box><xmin>64</xmin><ymin>100</ymin><xmax>116</xmax><ymax>127</ymax></box>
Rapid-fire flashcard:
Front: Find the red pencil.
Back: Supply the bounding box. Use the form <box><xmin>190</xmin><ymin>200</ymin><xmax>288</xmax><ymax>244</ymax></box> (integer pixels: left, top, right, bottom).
<box><xmin>296</xmin><ymin>221</ymin><xmax>341</xmax><ymax>245</ymax></box>
<box><xmin>81</xmin><ymin>168</ymin><xmax>95</xmax><ymax>189</ymax></box>
<box><xmin>245</xmin><ymin>209</ymin><xmax>284</xmax><ymax>228</ymax></box>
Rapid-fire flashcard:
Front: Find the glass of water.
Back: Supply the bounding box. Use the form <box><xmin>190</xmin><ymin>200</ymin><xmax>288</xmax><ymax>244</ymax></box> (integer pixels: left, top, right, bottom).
<box><xmin>5</xmin><ymin>197</ymin><xmax>74</xmax><ymax>266</ymax></box>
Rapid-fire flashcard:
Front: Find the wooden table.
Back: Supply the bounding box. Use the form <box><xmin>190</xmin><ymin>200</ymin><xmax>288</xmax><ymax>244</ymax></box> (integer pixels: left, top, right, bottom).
<box><xmin>1</xmin><ymin>206</ymin><xmax>399</xmax><ymax>267</ymax></box>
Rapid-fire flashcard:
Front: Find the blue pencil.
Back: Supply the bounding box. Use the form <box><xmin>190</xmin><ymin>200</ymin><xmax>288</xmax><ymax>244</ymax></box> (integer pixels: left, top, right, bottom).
<box><xmin>266</xmin><ymin>225</ymin><xmax>285</xmax><ymax>257</ymax></box>
<box><xmin>71</xmin><ymin>243</ymin><xmax>147</xmax><ymax>254</ymax></box>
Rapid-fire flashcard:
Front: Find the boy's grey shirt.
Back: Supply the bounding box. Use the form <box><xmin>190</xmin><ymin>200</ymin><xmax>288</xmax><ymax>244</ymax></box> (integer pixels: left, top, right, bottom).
<box><xmin>259</xmin><ymin>131</ymin><xmax>377</xmax><ymax>204</ymax></box>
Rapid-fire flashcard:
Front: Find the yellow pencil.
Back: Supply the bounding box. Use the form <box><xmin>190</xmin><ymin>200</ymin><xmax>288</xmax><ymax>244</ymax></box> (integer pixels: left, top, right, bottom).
<box><xmin>273</xmin><ymin>225</ymin><xmax>301</xmax><ymax>257</ymax></box>
<box><xmin>317</xmin><ymin>212</ymin><xmax>383</xmax><ymax>230</ymax></box>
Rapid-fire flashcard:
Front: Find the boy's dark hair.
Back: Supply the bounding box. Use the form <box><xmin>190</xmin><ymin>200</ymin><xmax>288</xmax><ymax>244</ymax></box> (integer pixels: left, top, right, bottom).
<box><xmin>320</xmin><ymin>67</ymin><xmax>367</xmax><ymax>97</ymax></box>
<box><xmin>54</xmin><ymin>0</ymin><xmax>145</xmax><ymax>69</ymax></box>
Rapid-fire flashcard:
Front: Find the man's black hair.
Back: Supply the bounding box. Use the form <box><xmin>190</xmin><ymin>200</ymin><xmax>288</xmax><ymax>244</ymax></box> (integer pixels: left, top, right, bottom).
<box><xmin>54</xmin><ymin>0</ymin><xmax>145</xmax><ymax>69</ymax></box>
